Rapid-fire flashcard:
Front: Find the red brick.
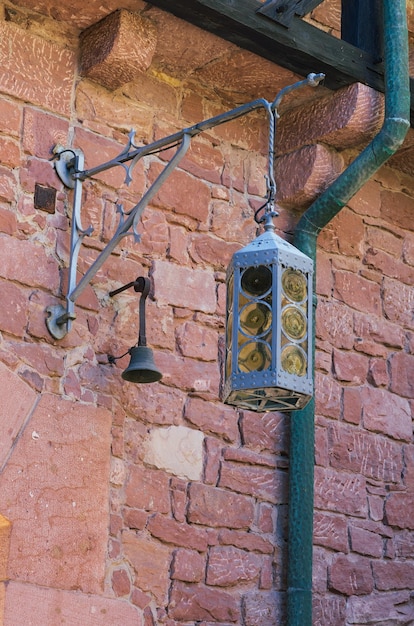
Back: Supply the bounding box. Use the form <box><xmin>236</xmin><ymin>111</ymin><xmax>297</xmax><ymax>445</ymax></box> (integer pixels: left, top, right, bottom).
<box><xmin>0</xmin><ymin>100</ymin><xmax>21</xmax><ymax>136</ymax></box>
<box><xmin>4</xmin><ymin>581</ymin><xmax>142</xmax><ymax>625</ymax></box>
<box><xmin>316</xmin><ymin>300</ymin><xmax>354</xmax><ymax>349</ymax></box>
<box><xmin>176</xmin><ymin>321</ymin><xmax>218</xmax><ymax>361</ymax></box>
<box><xmin>184</xmin><ymin>397</ymin><xmax>239</xmax><ymax>443</ymax></box>
<box><xmin>23</xmin><ymin>108</ymin><xmax>69</xmax><ymax>159</ymax></box>
<box><xmin>153</xmin><ymin>260</ymin><xmax>216</xmax><ymax>313</ymax></box>
<box><xmin>0</xmin><ymin>166</ymin><xmax>16</xmax><ymax>202</ymax></box>
<box><xmin>189</xmin><ymin>233</ymin><xmax>240</xmax><ymax>271</ymax></box>
<box><xmin>219</xmin><ymin>461</ymin><xmax>287</xmax><ymax>504</ymax></box>
<box><xmin>315</xmin><ymin>373</ymin><xmax>342</xmax><ymax>419</ymax></box>
<box><xmin>313</xmin><ymin>511</ymin><xmax>348</xmax><ymax>553</ymax></box>
<box><xmin>112</xmin><ymin>568</ymin><xmax>131</xmax><ymax>597</ymax></box>
<box><xmin>389</xmin><ymin>352</ymin><xmax>414</xmax><ymax>398</ymax></box>
<box><xmin>382</xmin><ymin>277</ymin><xmax>414</xmax><ymax>330</ymax></box>
<box><xmin>123</xmin><ymin>531</ymin><xmax>171</xmax><ymax>603</ymax></box>
<box><xmin>187</xmin><ymin>483</ymin><xmax>254</xmax><ymax>529</ymax></box>
<box><xmin>315</xmin><ymin>467</ymin><xmax>367</xmax><ymax>517</ymax></box>
<box><xmin>349</xmin><ymin>525</ymin><xmax>383</xmax><ymax>557</ymax></box>
<box><xmin>206</xmin><ymin>545</ymin><xmax>261</xmax><ymax>586</ymax></box>
<box><xmin>125</xmin><ymin>466</ymin><xmax>170</xmax><ymax>514</ymax></box>
<box><xmin>381</xmin><ymin>190</ymin><xmax>414</xmax><ymax>232</ymax></box>
<box><xmin>0</xmin><ymin>282</ymin><xmax>28</xmax><ymax>338</ymax></box>
<box><xmin>150</xmin><ymin>163</ymin><xmax>211</xmax><ymax>226</ymax></box>
<box><xmin>171</xmin><ymin>548</ymin><xmax>205</xmax><ymax>582</ymax></box>
<box><xmin>203</xmin><ymin>436</ymin><xmax>222</xmax><ymax>485</ymax></box>
<box><xmin>333</xmin><ymin>270</ymin><xmax>381</xmax><ymax>314</ymax></box>
<box><xmin>218</xmin><ymin>528</ymin><xmax>273</xmax><ymax>554</ymax></box>
<box><xmin>154</xmin><ymin>351</ymin><xmax>220</xmax><ymax>396</ymax></box>
<box><xmin>313</xmin><ymin>593</ymin><xmax>347</xmax><ymax>626</ymax></box>
<box><xmin>385</xmin><ymin>493</ymin><xmax>414</xmax><ymax>530</ymax></box>
<box><xmin>333</xmin><ymin>348</ymin><xmax>368</xmax><ymax>384</ymax></box>
<box><xmin>329</xmin><ymin>554</ymin><xmax>374</xmax><ymax>595</ymax></box>
<box><xmin>169</xmin><ymin>581</ymin><xmax>240</xmax><ymax>622</ymax></box>
<box><xmin>342</xmin><ymin>387</ymin><xmax>362</xmax><ymax>424</ymax></box>
<box><xmin>147</xmin><ymin>514</ymin><xmax>209</xmax><ymax>552</ymax></box>
<box><xmin>242</xmin><ymin>591</ymin><xmax>284</xmax><ymax>626</ymax></box>
<box><xmin>373</xmin><ymin>561</ymin><xmax>414</xmax><ymax>591</ymax></box>
<box><xmin>240</xmin><ymin>411</ymin><xmax>288</xmax><ymax>454</ymax></box>
<box><xmin>329</xmin><ymin>422</ymin><xmax>403</xmax><ymax>484</ymax></box>
<box><xmin>0</xmin><ymin>22</ymin><xmax>75</xmax><ymax>115</ymax></box>
<box><xmin>361</xmin><ymin>386</ymin><xmax>411</xmax><ymax>441</ymax></box>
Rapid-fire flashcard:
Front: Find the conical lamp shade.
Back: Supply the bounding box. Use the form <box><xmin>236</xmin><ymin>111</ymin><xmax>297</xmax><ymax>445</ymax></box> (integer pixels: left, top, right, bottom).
<box><xmin>121</xmin><ymin>346</ymin><xmax>162</xmax><ymax>383</ymax></box>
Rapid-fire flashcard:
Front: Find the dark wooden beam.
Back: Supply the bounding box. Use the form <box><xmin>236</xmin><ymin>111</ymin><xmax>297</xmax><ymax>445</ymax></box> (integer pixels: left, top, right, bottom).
<box><xmin>256</xmin><ymin>0</ymin><xmax>325</xmax><ymax>27</ymax></box>
<box><xmin>144</xmin><ymin>0</ymin><xmax>414</xmax><ymax>125</ymax></box>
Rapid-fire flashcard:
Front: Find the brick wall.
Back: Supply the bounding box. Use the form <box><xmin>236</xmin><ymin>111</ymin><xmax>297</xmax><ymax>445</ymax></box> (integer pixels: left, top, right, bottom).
<box><xmin>0</xmin><ymin>3</ymin><xmax>413</xmax><ymax>626</ymax></box>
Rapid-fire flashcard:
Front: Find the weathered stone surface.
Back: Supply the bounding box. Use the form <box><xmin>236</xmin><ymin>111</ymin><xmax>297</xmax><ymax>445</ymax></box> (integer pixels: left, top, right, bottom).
<box><xmin>187</xmin><ymin>483</ymin><xmax>254</xmax><ymax>529</ymax></box>
<box><xmin>361</xmin><ymin>387</ymin><xmax>412</xmax><ymax>442</ymax></box>
<box><xmin>349</xmin><ymin>525</ymin><xmax>383</xmax><ymax>558</ymax></box>
<box><xmin>0</xmin><ymin>236</ymin><xmax>59</xmax><ymax>291</ymax></box>
<box><xmin>4</xmin><ymin>581</ymin><xmax>143</xmax><ymax>625</ymax></box>
<box><xmin>382</xmin><ymin>277</ymin><xmax>414</xmax><ymax>330</ymax></box>
<box><xmin>314</xmin><ymin>467</ymin><xmax>367</xmax><ymax>517</ymax></box>
<box><xmin>125</xmin><ymin>466</ymin><xmax>170</xmax><ymax>514</ymax></box>
<box><xmin>347</xmin><ymin>590</ymin><xmax>413</xmax><ymax>624</ymax></box>
<box><xmin>184</xmin><ymin>397</ymin><xmax>239</xmax><ymax>443</ymax></box>
<box><xmin>385</xmin><ymin>493</ymin><xmax>414</xmax><ymax>530</ymax></box>
<box><xmin>0</xmin><ymin>394</ymin><xmax>112</xmax><ymax>594</ymax></box>
<box><xmin>169</xmin><ymin>581</ymin><xmax>240</xmax><ymax>622</ymax></box>
<box><xmin>372</xmin><ymin>560</ymin><xmax>414</xmax><ymax>591</ymax></box>
<box><xmin>0</xmin><ymin>514</ymin><xmax>11</xmax><ymax>582</ymax></box>
<box><xmin>0</xmin><ymin>22</ymin><xmax>75</xmax><ymax>115</ymax></box>
<box><xmin>333</xmin><ymin>348</ymin><xmax>368</xmax><ymax>384</ymax></box>
<box><xmin>313</xmin><ymin>593</ymin><xmax>347</xmax><ymax>626</ymax></box>
<box><xmin>171</xmin><ymin>548</ymin><xmax>205</xmax><ymax>583</ymax></box>
<box><xmin>123</xmin><ymin>531</ymin><xmax>171</xmax><ymax>603</ymax></box>
<box><xmin>242</xmin><ymin>591</ymin><xmax>285</xmax><ymax>626</ymax></box>
<box><xmin>218</xmin><ymin>528</ymin><xmax>274</xmax><ymax>554</ymax></box>
<box><xmin>240</xmin><ymin>411</ymin><xmax>288</xmax><ymax>454</ymax></box>
<box><xmin>144</xmin><ymin>425</ymin><xmax>204</xmax><ymax>480</ymax></box>
<box><xmin>147</xmin><ymin>513</ymin><xmax>209</xmax><ymax>552</ymax></box>
<box><xmin>80</xmin><ymin>10</ymin><xmax>157</xmax><ymax>90</ymax></box>
<box><xmin>328</xmin><ymin>421</ymin><xmax>403</xmax><ymax>483</ymax></box>
<box><xmin>0</xmin><ymin>361</ymin><xmax>37</xmax><ymax>470</ymax></box>
<box><xmin>389</xmin><ymin>352</ymin><xmax>414</xmax><ymax>398</ymax></box>
<box><xmin>276</xmin><ymin>144</ymin><xmax>343</xmax><ymax>209</ymax></box>
<box><xmin>206</xmin><ymin>546</ymin><xmax>261</xmax><ymax>586</ymax></box>
<box><xmin>176</xmin><ymin>321</ymin><xmax>218</xmax><ymax>361</ymax></box>
<box><xmin>153</xmin><ymin>260</ymin><xmax>216</xmax><ymax>313</ymax></box>
<box><xmin>218</xmin><ymin>462</ymin><xmax>287</xmax><ymax>504</ymax></box>
<box><xmin>313</xmin><ymin>511</ymin><xmax>348</xmax><ymax>553</ymax></box>
<box><xmin>329</xmin><ymin>554</ymin><xmax>374</xmax><ymax>595</ymax></box>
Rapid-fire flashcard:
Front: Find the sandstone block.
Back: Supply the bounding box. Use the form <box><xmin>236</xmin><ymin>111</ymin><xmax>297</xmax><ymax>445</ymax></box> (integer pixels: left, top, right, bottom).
<box><xmin>80</xmin><ymin>10</ymin><xmax>157</xmax><ymax>90</ymax></box>
<box><xmin>0</xmin><ymin>236</ymin><xmax>59</xmax><ymax>291</ymax></box>
<box><xmin>4</xmin><ymin>581</ymin><xmax>143</xmax><ymax>625</ymax></box>
<box><xmin>187</xmin><ymin>483</ymin><xmax>254</xmax><ymax>529</ymax></box>
<box><xmin>0</xmin><ymin>22</ymin><xmax>75</xmax><ymax>115</ymax></box>
<box><xmin>385</xmin><ymin>493</ymin><xmax>414</xmax><ymax>530</ymax></box>
<box><xmin>218</xmin><ymin>462</ymin><xmax>287</xmax><ymax>505</ymax></box>
<box><xmin>361</xmin><ymin>386</ymin><xmax>411</xmax><ymax>441</ymax></box>
<box><xmin>206</xmin><ymin>545</ymin><xmax>261</xmax><ymax>586</ymax></box>
<box><xmin>184</xmin><ymin>397</ymin><xmax>239</xmax><ymax>443</ymax></box>
<box><xmin>313</xmin><ymin>511</ymin><xmax>348</xmax><ymax>553</ymax></box>
<box><xmin>347</xmin><ymin>590</ymin><xmax>412</xmax><ymax>624</ymax></box>
<box><xmin>171</xmin><ymin>548</ymin><xmax>205</xmax><ymax>583</ymax></box>
<box><xmin>144</xmin><ymin>425</ymin><xmax>204</xmax><ymax>480</ymax></box>
<box><xmin>240</xmin><ymin>411</ymin><xmax>287</xmax><ymax>454</ymax></box>
<box><xmin>123</xmin><ymin>531</ymin><xmax>171</xmax><ymax>603</ymax></box>
<box><xmin>0</xmin><ymin>515</ymin><xmax>11</xmax><ymax>582</ymax></box>
<box><xmin>372</xmin><ymin>560</ymin><xmax>414</xmax><ymax>591</ymax></box>
<box><xmin>382</xmin><ymin>277</ymin><xmax>414</xmax><ymax>330</ymax></box>
<box><xmin>153</xmin><ymin>260</ymin><xmax>216</xmax><ymax>313</ymax></box>
<box><xmin>329</xmin><ymin>554</ymin><xmax>374</xmax><ymax>596</ymax></box>
<box><xmin>0</xmin><ymin>282</ymin><xmax>28</xmax><ymax>339</ymax></box>
<box><xmin>389</xmin><ymin>352</ymin><xmax>414</xmax><ymax>398</ymax></box>
<box><xmin>148</xmin><ymin>513</ymin><xmax>209</xmax><ymax>552</ymax></box>
<box><xmin>176</xmin><ymin>321</ymin><xmax>218</xmax><ymax>361</ymax></box>
<box><xmin>333</xmin><ymin>348</ymin><xmax>368</xmax><ymax>384</ymax></box>
<box><xmin>314</xmin><ymin>467</ymin><xmax>367</xmax><ymax>517</ymax></box>
<box><xmin>333</xmin><ymin>270</ymin><xmax>381</xmax><ymax>315</ymax></box>
<box><xmin>276</xmin><ymin>144</ymin><xmax>343</xmax><ymax>209</ymax></box>
<box><xmin>349</xmin><ymin>525</ymin><xmax>383</xmax><ymax>558</ymax></box>
<box><xmin>112</xmin><ymin>568</ymin><xmax>131</xmax><ymax>597</ymax></box>
<box><xmin>125</xmin><ymin>466</ymin><xmax>170</xmax><ymax>514</ymax></box>
<box><xmin>219</xmin><ymin>528</ymin><xmax>274</xmax><ymax>554</ymax></box>
<box><xmin>23</xmin><ymin>108</ymin><xmax>69</xmax><ymax>159</ymax></box>
<box><xmin>169</xmin><ymin>581</ymin><xmax>240</xmax><ymax>622</ymax></box>
<box><xmin>242</xmin><ymin>591</ymin><xmax>284</xmax><ymax>626</ymax></box>
<box><xmin>0</xmin><ymin>394</ymin><xmax>112</xmax><ymax>594</ymax></box>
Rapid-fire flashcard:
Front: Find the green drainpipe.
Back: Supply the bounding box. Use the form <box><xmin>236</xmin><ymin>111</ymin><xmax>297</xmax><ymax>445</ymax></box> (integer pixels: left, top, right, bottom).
<box><xmin>287</xmin><ymin>0</ymin><xmax>410</xmax><ymax>623</ymax></box>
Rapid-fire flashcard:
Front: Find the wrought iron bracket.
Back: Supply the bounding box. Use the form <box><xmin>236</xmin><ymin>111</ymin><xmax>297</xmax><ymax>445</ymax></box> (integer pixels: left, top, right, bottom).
<box><xmin>46</xmin><ymin>72</ymin><xmax>324</xmax><ymax>339</ymax></box>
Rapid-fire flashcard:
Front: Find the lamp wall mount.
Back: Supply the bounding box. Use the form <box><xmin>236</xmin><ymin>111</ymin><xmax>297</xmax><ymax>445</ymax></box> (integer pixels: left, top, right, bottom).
<box><xmin>46</xmin><ymin>73</ymin><xmax>324</xmax><ymax>340</ymax></box>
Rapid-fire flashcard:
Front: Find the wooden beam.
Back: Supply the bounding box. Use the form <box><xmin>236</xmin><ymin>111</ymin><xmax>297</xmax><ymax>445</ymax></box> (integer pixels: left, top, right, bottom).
<box><xmin>256</xmin><ymin>0</ymin><xmax>325</xmax><ymax>27</ymax></box>
<box><xmin>144</xmin><ymin>0</ymin><xmax>414</xmax><ymax>125</ymax></box>
<box><xmin>342</xmin><ymin>0</ymin><xmax>383</xmax><ymax>61</ymax></box>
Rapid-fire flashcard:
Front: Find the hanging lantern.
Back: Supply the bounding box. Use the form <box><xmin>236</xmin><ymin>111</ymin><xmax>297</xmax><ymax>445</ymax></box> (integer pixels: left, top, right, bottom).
<box><xmin>223</xmin><ymin>217</ymin><xmax>313</xmax><ymax>412</ymax></box>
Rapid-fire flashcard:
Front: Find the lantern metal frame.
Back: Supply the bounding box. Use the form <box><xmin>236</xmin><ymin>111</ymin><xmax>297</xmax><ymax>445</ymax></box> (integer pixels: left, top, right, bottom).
<box><xmin>46</xmin><ymin>72</ymin><xmax>324</xmax><ymax>341</ymax></box>
<box><xmin>222</xmin><ymin>213</ymin><xmax>314</xmax><ymax>413</ymax></box>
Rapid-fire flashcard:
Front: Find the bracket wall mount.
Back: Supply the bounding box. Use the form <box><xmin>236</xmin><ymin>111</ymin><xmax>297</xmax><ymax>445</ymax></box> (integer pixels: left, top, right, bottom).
<box><xmin>46</xmin><ymin>73</ymin><xmax>324</xmax><ymax>339</ymax></box>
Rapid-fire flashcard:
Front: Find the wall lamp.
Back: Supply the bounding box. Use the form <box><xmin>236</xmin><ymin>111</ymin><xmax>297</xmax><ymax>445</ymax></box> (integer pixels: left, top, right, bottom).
<box><xmin>47</xmin><ymin>72</ymin><xmax>324</xmax><ymax>399</ymax></box>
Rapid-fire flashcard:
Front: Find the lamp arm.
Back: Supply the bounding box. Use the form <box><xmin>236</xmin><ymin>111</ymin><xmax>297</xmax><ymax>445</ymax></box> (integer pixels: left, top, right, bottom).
<box><xmin>47</xmin><ymin>74</ymin><xmax>324</xmax><ymax>339</ymax></box>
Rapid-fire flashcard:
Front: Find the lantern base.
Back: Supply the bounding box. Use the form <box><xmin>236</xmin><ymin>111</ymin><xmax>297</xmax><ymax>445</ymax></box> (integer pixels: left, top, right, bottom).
<box><xmin>223</xmin><ymin>386</ymin><xmax>311</xmax><ymax>413</ymax></box>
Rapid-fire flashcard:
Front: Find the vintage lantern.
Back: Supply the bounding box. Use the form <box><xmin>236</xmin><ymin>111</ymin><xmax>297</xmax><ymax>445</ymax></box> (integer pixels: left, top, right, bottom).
<box><xmin>223</xmin><ymin>214</ymin><xmax>313</xmax><ymax>412</ymax></box>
